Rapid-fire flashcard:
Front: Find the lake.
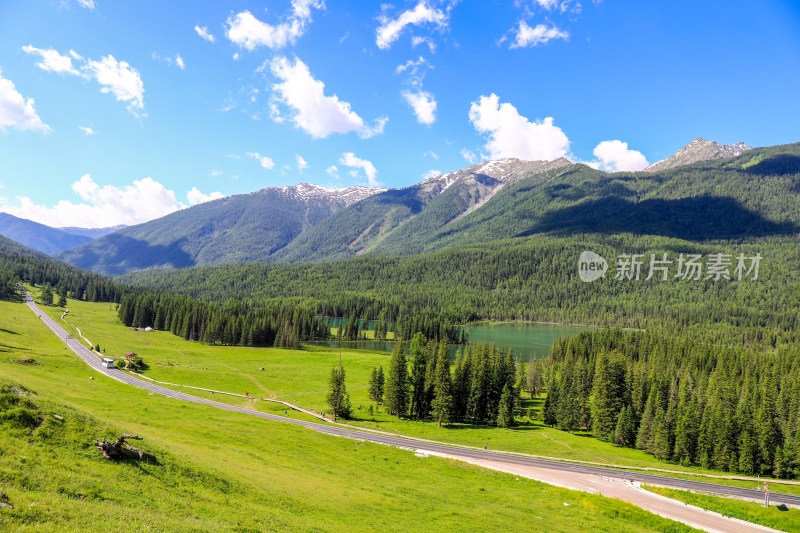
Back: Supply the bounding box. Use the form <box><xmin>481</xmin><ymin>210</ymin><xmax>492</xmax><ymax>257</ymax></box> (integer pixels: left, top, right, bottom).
<box><xmin>308</xmin><ymin>322</ymin><xmax>590</xmax><ymax>361</ymax></box>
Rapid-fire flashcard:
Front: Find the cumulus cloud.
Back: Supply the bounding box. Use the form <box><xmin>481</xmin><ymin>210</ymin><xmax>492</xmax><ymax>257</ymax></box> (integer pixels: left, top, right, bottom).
<box><xmin>468</xmin><ymin>93</ymin><xmax>569</xmax><ymax>161</ymax></box>
<box><xmin>0</xmin><ymin>70</ymin><xmax>52</xmax><ymax>133</ymax></box>
<box><xmin>396</xmin><ymin>56</ymin><xmax>436</xmax><ymax>124</ymax></box>
<box><xmin>509</xmin><ymin>21</ymin><xmax>569</xmax><ymax>48</ymax></box>
<box><xmin>21</xmin><ymin>45</ymin><xmax>81</xmax><ymax>75</ymax></box>
<box><xmin>325</xmin><ymin>165</ymin><xmax>339</xmax><ymax>179</ymax></box>
<box><xmin>422</xmin><ymin>169</ymin><xmax>442</xmax><ymax>180</ymax></box>
<box><xmin>176</xmin><ymin>55</ymin><xmax>185</xmax><ymax>70</ymax></box>
<box><xmin>587</xmin><ymin>140</ymin><xmax>649</xmax><ymax>172</ymax></box>
<box><xmin>78</xmin><ymin>126</ymin><xmax>95</xmax><ymax>135</ymax></box>
<box><xmin>270</xmin><ymin>56</ymin><xmax>386</xmax><ymax>139</ymax></box>
<box><xmin>247</xmin><ymin>151</ymin><xmax>275</xmax><ymax>169</ymax></box>
<box><xmin>460</xmin><ymin>148</ymin><xmax>478</xmax><ymax>164</ymax></box>
<box><xmin>226</xmin><ymin>1</ymin><xmax>324</xmax><ymax>51</ymax></box>
<box><xmin>0</xmin><ymin>175</ymin><xmax>185</xmax><ymax>228</ymax></box>
<box><xmin>296</xmin><ymin>155</ymin><xmax>308</xmax><ymax>172</ymax></box>
<box><xmin>376</xmin><ymin>2</ymin><xmax>449</xmax><ymax>50</ymax></box>
<box><xmin>195</xmin><ymin>25</ymin><xmax>216</xmax><ymax>43</ymax></box>
<box><xmin>402</xmin><ymin>90</ymin><xmax>437</xmax><ymax>125</ymax></box>
<box><xmin>339</xmin><ymin>152</ymin><xmax>379</xmax><ymax>187</ymax></box>
<box><xmin>22</xmin><ymin>46</ymin><xmax>145</xmax><ymax>115</ymax></box>
<box><xmin>187</xmin><ymin>187</ymin><xmax>224</xmax><ymax>205</ymax></box>
<box><xmin>83</xmin><ymin>55</ymin><xmax>144</xmax><ymax>111</ymax></box>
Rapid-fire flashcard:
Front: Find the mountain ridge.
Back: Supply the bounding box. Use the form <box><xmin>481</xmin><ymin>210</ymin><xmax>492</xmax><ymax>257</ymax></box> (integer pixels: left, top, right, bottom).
<box><xmin>644</xmin><ymin>137</ymin><xmax>751</xmax><ymax>172</ymax></box>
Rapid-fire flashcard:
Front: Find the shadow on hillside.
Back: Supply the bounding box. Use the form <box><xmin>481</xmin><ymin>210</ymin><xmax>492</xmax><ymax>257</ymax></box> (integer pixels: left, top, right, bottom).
<box><xmin>518</xmin><ymin>195</ymin><xmax>799</xmax><ymax>240</ymax></box>
<box><xmin>60</xmin><ymin>234</ymin><xmax>195</xmax><ymax>276</ymax></box>
<box><xmin>742</xmin><ymin>154</ymin><xmax>800</xmax><ymax>177</ymax></box>
<box><xmin>373</xmin><ymin>187</ymin><xmax>427</xmax><ymax>213</ymax></box>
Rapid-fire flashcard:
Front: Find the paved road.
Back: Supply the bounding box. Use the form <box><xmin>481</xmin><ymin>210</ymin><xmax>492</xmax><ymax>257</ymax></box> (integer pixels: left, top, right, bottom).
<box><xmin>26</xmin><ymin>294</ymin><xmax>794</xmax><ymax>532</ymax></box>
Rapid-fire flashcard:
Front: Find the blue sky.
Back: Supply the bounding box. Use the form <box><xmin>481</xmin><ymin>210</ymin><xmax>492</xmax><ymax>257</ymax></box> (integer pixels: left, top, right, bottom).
<box><xmin>1</xmin><ymin>0</ymin><xmax>799</xmax><ymax>228</ymax></box>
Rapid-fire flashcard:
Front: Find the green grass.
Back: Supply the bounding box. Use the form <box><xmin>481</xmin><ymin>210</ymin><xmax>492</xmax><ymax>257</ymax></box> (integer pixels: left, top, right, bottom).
<box><xmin>1</xmin><ymin>296</ymin><xmax>699</xmax><ymax>532</ymax></box>
<box><xmin>644</xmin><ymin>485</ymin><xmax>800</xmax><ymax>532</ymax></box>
<box><xmin>35</xmin><ymin>295</ymin><xmax>800</xmax><ymax>497</ymax></box>
<box><xmin>28</xmin><ymin>293</ymin><xmax>800</xmax><ymax>501</ymax></box>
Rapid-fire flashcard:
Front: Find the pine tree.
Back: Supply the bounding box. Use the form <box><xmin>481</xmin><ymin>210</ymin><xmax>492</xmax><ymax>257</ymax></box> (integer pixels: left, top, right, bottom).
<box><xmin>591</xmin><ymin>350</ymin><xmax>626</xmax><ymax>441</ymax></box>
<box><xmin>369</xmin><ymin>366</ymin><xmax>385</xmax><ymax>405</ymax></box>
<box><xmin>326</xmin><ymin>358</ymin><xmax>351</xmax><ymax>420</ymax></box>
<box><xmin>496</xmin><ymin>384</ymin><xmax>516</xmax><ymax>428</ymax></box>
<box><xmin>385</xmin><ymin>342</ymin><xmax>409</xmax><ymax>418</ymax></box>
<box><xmin>614</xmin><ymin>405</ymin><xmax>636</xmax><ymax>447</ymax></box>
<box><xmin>41</xmin><ymin>284</ymin><xmax>53</xmax><ymax>306</ymax></box>
<box><xmin>408</xmin><ymin>333</ymin><xmax>429</xmax><ymax>419</ymax></box>
<box><xmin>57</xmin><ymin>293</ymin><xmax>67</xmax><ymax>308</ymax></box>
<box><xmin>431</xmin><ymin>341</ymin><xmax>453</xmax><ymax>427</ymax></box>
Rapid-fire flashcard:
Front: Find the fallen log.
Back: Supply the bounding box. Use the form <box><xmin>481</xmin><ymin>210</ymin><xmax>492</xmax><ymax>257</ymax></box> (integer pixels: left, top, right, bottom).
<box><xmin>94</xmin><ymin>434</ymin><xmax>157</xmax><ymax>462</ymax></box>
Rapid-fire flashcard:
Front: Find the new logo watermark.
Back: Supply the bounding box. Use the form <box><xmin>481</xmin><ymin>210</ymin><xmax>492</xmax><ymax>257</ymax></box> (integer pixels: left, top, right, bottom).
<box><xmin>578</xmin><ymin>251</ymin><xmax>608</xmax><ymax>282</ymax></box>
<box><xmin>578</xmin><ymin>251</ymin><xmax>762</xmax><ymax>283</ymax></box>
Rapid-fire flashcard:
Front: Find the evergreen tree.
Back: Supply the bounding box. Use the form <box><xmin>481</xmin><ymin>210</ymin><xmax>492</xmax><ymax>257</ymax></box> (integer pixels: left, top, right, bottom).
<box><xmin>326</xmin><ymin>359</ymin><xmax>351</xmax><ymax>420</ymax></box>
<box><xmin>41</xmin><ymin>284</ymin><xmax>53</xmax><ymax>306</ymax></box>
<box><xmin>57</xmin><ymin>293</ymin><xmax>67</xmax><ymax>308</ymax></box>
<box><xmin>591</xmin><ymin>350</ymin><xmax>626</xmax><ymax>441</ymax></box>
<box><xmin>385</xmin><ymin>342</ymin><xmax>409</xmax><ymax>418</ymax></box>
<box><xmin>369</xmin><ymin>366</ymin><xmax>385</xmax><ymax>405</ymax></box>
<box><xmin>408</xmin><ymin>333</ymin><xmax>429</xmax><ymax>419</ymax></box>
<box><xmin>496</xmin><ymin>384</ymin><xmax>516</xmax><ymax>428</ymax></box>
<box><xmin>614</xmin><ymin>405</ymin><xmax>636</xmax><ymax>447</ymax></box>
<box><xmin>431</xmin><ymin>341</ymin><xmax>453</xmax><ymax>427</ymax></box>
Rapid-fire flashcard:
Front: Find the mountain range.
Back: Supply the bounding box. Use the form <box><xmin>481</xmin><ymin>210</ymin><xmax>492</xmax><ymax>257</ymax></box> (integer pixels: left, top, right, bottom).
<box><xmin>0</xmin><ymin>213</ymin><xmax>121</xmax><ymax>255</ymax></box>
<box><xmin>4</xmin><ymin>137</ymin><xmax>798</xmax><ymax>276</ymax></box>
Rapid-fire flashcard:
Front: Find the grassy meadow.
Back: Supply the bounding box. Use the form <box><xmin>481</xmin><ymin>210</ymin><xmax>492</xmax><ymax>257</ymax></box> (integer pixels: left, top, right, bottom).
<box><xmin>0</xmin><ymin>295</ymin><xmax>703</xmax><ymax>532</ymax></box>
<box><xmin>29</xmin><ymin>293</ymin><xmax>800</xmax><ymax>501</ymax></box>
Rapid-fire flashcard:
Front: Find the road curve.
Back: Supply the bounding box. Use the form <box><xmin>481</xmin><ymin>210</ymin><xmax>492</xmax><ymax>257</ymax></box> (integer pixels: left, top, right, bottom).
<box><xmin>25</xmin><ymin>294</ymin><xmax>794</xmax><ymax>533</ymax></box>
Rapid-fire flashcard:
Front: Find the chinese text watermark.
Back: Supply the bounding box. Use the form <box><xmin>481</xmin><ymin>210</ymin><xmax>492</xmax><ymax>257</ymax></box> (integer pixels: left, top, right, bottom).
<box><xmin>579</xmin><ymin>251</ymin><xmax>761</xmax><ymax>283</ymax></box>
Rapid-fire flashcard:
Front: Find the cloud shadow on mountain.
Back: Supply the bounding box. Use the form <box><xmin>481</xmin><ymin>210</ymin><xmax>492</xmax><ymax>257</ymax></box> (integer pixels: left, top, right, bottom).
<box><xmin>517</xmin><ymin>195</ymin><xmax>799</xmax><ymax>241</ymax></box>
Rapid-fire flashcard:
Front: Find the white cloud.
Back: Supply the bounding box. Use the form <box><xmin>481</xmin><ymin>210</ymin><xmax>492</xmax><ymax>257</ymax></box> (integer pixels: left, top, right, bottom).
<box><xmin>587</xmin><ymin>140</ymin><xmax>649</xmax><ymax>172</ymax></box>
<box><xmin>402</xmin><ymin>90</ymin><xmax>437</xmax><ymax>124</ymax></box>
<box><xmin>339</xmin><ymin>152</ymin><xmax>379</xmax><ymax>187</ymax></box>
<box><xmin>247</xmin><ymin>151</ymin><xmax>275</xmax><ymax>169</ymax></box>
<box><xmin>534</xmin><ymin>0</ymin><xmax>559</xmax><ymax>9</ymax></box>
<box><xmin>270</xmin><ymin>56</ymin><xmax>386</xmax><ymax>139</ymax></box>
<box><xmin>21</xmin><ymin>45</ymin><xmax>81</xmax><ymax>75</ymax></box>
<box><xmin>0</xmin><ymin>175</ymin><xmax>184</xmax><ymax>228</ymax></box>
<box><xmin>78</xmin><ymin>126</ymin><xmax>95</xmax><ymax>135</ymax></box>
<box><xmin>210</xmin><ymin>170</ymin><xmax>223</xmax><ymax>177</ymax></box>
<box><xmin>175</xmin><ymin>55</ymin><xmax>185</xmax><ymax>70</ymax></box>
<box><xmin>195</xmin><ymin>25</ymin><xmax>216</xmax><ymax>43</ymax></box>
<box><xmin>411</xmin><ymin>36</ymin><xmax>436</xmax><ymax>52</ymax></box>
<box><xmin>509</xmin><ymin>21</ymin><xmax>569</xmax><ymax>48</ymax></box>
<box><xmin>376</xmin><ymin>2</ymin><xmax>449</xmax><ymax>50</ymax></box>
<box><xmin>226</xmin><ymin>1</ymin><xmax>324</xmax><ymax>51</ymax></box>
<box><xmin>296</xmin><ymin>155</ymin><xmax>308</xmax><ymax>172</ymax></box>
<box><xmin>468</xmin><ymin>93</ymin><xmax>569</xmax><ymax>161</ymax></box>
<box><xmin>422</xmin><ymin>169</ymin><xmax>441</xmax><ymax>180</ymax></box>
<box><xmin>22</xmin><ymin>46</ymin><xmax>145</xmax><ymax>115</ymax></box>
<box><xmin>460</xmin><ymin>148</ymin><xmax>478</xmax><ymax>164</ymax></box>
<box><xmin>425</xmin><ymin>150</ymin><xmax>439</xmax><ymax>160</ymax></box>
<box><xmin>325</xmin><ymin>165</ymin><xmax>339</xmax><ymax>178</ymax></box>
<box><xmin>0</xmin><ymin>70</ymin><xmax>52</xmax><ymax>133</ymax></box>
<box><xmin>83</xmin><ymin>55</ymin><xmax>145</xmax><ymax>112</ymax></box>
<box><xmin>77</xmin><ymin>0</ymin><xmax>95</xmax><ymax>9</ymax></box>
<box><xmin>187</xmin><ymin>187</ymin><xmax>224</xmax><ymax>205</ymax></box>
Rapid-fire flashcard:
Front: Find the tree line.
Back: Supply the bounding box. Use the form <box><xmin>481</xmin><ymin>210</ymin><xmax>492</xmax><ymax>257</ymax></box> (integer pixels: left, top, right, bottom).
<box><xmin>542</xmin><ymin>328</ymin><xmax>800</xmax><ymax>478</ymax></box>
<box><xmin>117</xmin><ymin>292</ymin><xmax>328</xmax><ymax>349</ymax></box>
<box><xmin>359</xmin><ymin>335</ymin><xmax>519</xmax><ymax>428</ymax></box>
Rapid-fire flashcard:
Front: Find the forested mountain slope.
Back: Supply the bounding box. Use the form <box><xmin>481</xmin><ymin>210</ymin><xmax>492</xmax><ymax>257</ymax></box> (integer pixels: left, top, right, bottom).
<box><xmin>57</xmin><ymin>183</ymin><xmax>381</xmax><ymax>276</ymax></box>
<box><xmin>0</xmin><ymin>213</ymin><xmax>95</xmax><ymax>254</ymax></box>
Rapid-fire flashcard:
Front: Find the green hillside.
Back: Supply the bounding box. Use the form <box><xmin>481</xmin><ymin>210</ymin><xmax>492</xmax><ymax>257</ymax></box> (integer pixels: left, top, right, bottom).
<box><xmin>57</xmin><ymin>185</ymin><xmax>370</xmax><ymax>276</ymax></box>
<box><xmin>0</xmin><ymin>213</ymin><xmax>94</xmax><ymax>254</ymax></box>
<box><xmin>0</xmin><ymin>298</ymin><xmax>696</xmax><ymax>532</ymax></box>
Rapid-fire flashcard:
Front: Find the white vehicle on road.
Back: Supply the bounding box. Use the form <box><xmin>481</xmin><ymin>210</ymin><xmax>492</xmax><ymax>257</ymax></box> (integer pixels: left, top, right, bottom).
<box><xmin>101</xmin><ymin>357</ymin><xmax>115</xmax><ymax>368</ymax></box>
